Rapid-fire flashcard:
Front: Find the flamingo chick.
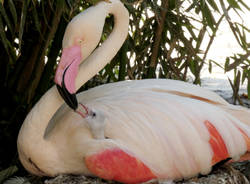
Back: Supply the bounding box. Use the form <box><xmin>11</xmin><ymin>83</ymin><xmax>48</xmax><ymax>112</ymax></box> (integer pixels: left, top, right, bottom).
<box><xmin>76</xmin><ymin>103</ymin><xmax>106</xmax><ymax>140</ymax></box>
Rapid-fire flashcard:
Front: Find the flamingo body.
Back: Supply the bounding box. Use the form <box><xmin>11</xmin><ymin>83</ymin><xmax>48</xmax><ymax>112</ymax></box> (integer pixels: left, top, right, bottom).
<box><xmin>48</xmin><ymin>79</ymin><xmax>250</xmax><ymax>182</ymax></box>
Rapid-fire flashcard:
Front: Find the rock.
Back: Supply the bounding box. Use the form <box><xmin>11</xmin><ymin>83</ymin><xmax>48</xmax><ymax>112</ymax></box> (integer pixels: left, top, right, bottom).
<box><xmin>44</xmin><ymin>175</ymin><xmax>116</xmax><ymax>184</ymax></box>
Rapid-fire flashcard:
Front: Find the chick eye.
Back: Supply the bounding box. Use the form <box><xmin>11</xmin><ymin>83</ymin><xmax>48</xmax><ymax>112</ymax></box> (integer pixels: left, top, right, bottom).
<box><xmin>92</xmin><ymin>112</ymin><xmax>96</xmax><ymax>117</ymax></box>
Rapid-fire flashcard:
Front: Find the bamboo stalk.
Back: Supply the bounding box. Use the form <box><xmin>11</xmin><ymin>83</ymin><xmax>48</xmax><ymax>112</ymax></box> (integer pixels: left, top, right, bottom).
<box><xmin>146</xmin><ymin>0</ymin><xmax>168</xmax><ymax>78</ymax></box>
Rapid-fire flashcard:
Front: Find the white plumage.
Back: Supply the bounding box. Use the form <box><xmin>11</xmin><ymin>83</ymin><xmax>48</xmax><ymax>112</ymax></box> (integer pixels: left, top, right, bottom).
<box><xmin>73</xmin><ymin>79</ymin><xmax>250</xmax><ymax>178</ymax></box>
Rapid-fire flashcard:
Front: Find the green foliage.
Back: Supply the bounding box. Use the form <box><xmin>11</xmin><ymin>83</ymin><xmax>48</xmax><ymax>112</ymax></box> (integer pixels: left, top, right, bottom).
<box><xmin>0</xmin><ymin>0</ymin><xmax>249</xmax><ymax>180</ymax></box>
<box><xmin>0</xmin><ymin>166</ymin><xmax>18</xmax><ymax>183</ymax></box>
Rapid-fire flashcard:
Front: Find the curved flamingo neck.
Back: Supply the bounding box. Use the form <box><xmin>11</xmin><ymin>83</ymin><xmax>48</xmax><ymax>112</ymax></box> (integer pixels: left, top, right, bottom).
<box><xmin>17</xmin><ymin>0</ymin><xmax>129</xmax><ymax>162</ymax></box>
<box><xmin>75</xmin><ymin>0</ymin><xmax>129</xmax><ymax>90</ymax></box>
<box><xmin>18</xmin><ymin>86</ymin><xmax>62</xmax><ymax>141</ymax></box>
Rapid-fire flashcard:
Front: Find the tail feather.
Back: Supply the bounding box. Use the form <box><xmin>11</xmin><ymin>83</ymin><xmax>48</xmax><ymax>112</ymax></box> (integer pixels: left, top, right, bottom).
<box><xmin>223</xmin><ymin>105</ymin><xmax>250</xmax><ymax>126</ymax></box>
<box><xmin>223</xmin><ymin>105</ymin><xmax>250</xmax><ymax>154</ymax></box>
<box><xmin>238</xmin><ymin>152</ymin><xmax>250</xmax><ymax>161</ymax></box>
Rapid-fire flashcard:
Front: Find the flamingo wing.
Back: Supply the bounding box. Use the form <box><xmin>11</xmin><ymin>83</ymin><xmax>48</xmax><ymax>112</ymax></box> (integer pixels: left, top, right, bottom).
<box><xmin>79</xmin><ymin>79</ymin><xmax>250</xmax><ymax>182</ymax></box>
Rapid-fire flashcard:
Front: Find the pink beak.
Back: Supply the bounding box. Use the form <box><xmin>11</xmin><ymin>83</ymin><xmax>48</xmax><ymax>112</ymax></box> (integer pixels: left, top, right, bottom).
<box><xmin>54</xmin><ymin>45</ymin><xmax>82</xmax><ymax>110</ymax></box>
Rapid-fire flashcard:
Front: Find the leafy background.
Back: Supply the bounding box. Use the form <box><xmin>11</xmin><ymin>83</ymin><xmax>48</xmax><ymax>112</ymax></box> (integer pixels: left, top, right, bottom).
<box><xmin>0</xmin><ymin>0</ymin><xmax>249</xmax><ymax>182</ymax></box>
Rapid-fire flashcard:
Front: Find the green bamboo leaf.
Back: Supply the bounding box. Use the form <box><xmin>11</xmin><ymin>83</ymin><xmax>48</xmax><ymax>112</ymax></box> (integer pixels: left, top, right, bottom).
<box><xmin>32</xmin><ymin>6</ymin><xmax>41</xmax><ymax>34</ymax></box>
<box><xmin>242</xmin><ymin>25</ymin><xmax>247</xmax><ymax>42</ymax></box>
<box><xmin>183</xmin><ymin>19</ymin><xmax>197</xmax><ymax>41</ymax></box>
<box><xmin>224</xmin><ymin>57</ymin><xmax>230</xmax><ymax>72</ymax></box>
<box><xmin>65</xmin><ymin>0</ymin><xmax>73</xmax><ymax>9</ymax></box>
<box><xmin>186</xmin><ymin>2</ymin><xmax>196</xmax><ymax>12</ymax></box>
<box><xmin>189</xmin><ymin>60</ymin><xmax>196</xmax><ymax>75</ymax></box>
<box><xmin>234</xmin><ymin>70</ymin><xmax>241</xmax><ymax>95</ymax></box>
<box><xmin>85</xmin><ymin>0</ymin><xmax>104</xmax><ymax>5</ymax></box>
<box><xmin>232</xmin><ymin>7</ymin><xmax>242</xmax><ymax>19</ymax></box>
<box><xmin>201</xmin><ymin>1</ymin><xmax>215</xmax><ymax>30</ymax></box>
<box><xmin>227</xmin><ymin>0</ymin><xmax>241</xmax><ymax>10</ymax></box>
<box><xmin>0</xmin><ymin>3</ymin><xmax>14</xmax><ymax>35</ymax></box>
<box><xmin>0</xmin><ymin>15</ymin><xmax>10</xmax><ymax>54</ymax></box>
<box><xmin>248</xmin><ymin>70</ymin><xmax>250</xmax><ymax>99</ymax></box>
<box><xmin>208</xmin><ymin>60</ymin><xmax>212</xmax><ymax>73</ymax></box>
<box><xmin>248</xmin><ymin>82</ymin><xmax>250</xmax><ymax>99</ymax></box>
<box><xmin>210</xmin><ymin>59</ymin><xmax>224</xmax><ymax>69</ymax></box>
<box><xmin>236</xmin><ymin>23</ymin><xmax>248</xmax><ymax>50</ymax></box>
<box><xmin>195</xmin><ymin>5</ymin><xmax>201</xmax><ymax>14</ymax></box>
<box><xmin>168</xmin><ymin>0</ymin><xmax>176</xmax><ymax>10</ymax></box>
<box><xmin>41</xmin><ymin>1</ymin><xmax>49</xmax><ymax>28</ymax></box>
<box><xmin>196</xmin><ymin>25</ymin><xmax>206</xmax><ymax>49</ymax></box>
<box><xmin>238</xmin><ymin>0</ymin><xmax>250</xmax><ymax>11</ymax></box>
<box><xmin>119</xmin><ymin>39</ymin><xmax>128</xmax><ymax>81</ymax></box>
<box><xmin>242</xmin><ymin>68</ymin><xmax>247</xmax><ymax>84</ymax></box>
<box><xmin>233</xmin><ymin>23</ymin><xmax>247</xmax><ymax>49</ymax></box>
<box><xmin>207</xmin><ymin>0</ymin><xmax>220</xmax><ymax>12</ymax></box>
<box><xmin>0</xmin><ymin>166</ymin><xmax>18</xmax><ymax>183</ymax></box>
<box><xmin>0</xmin><ymin>16</ymin><xmax>16</xmax><ymax>63</ymax></box>
<box><xmin>186</xmin><ymin>0</ymin><xmax>198</xmax><ymax>12</ymax></box>
<box><xmin>56</xmin><ymin>0</ymin><xmax>66</xmax><ymax>14</ymax></box>
<box><xmin>8</xmin><ymin>0</ymin><xmax>17</xmax><ymax>28</ymax></box>
<box><xmin>236</xmin><ymin>23</ymin><xmax>250</xmax><ymax>33</ymax></box>
<box><xmin>19</xmin><ymin>0</ymin><xmax>31</xmax><ymax>51</ymax></box>
<box><xmin>0</xmin><ymin>15</ymin><xmax>16</xmax><ymax>62</ymax></box>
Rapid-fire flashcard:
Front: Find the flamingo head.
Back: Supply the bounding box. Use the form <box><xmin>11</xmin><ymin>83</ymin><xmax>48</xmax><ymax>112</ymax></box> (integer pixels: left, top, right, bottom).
<box><xmin>54</xmin><ymin>4</ymin><xmax>108</xmax><ymax>110</ymax></box>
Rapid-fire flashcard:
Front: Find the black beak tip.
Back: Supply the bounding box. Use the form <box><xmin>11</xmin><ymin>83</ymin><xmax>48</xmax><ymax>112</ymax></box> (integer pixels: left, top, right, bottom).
<box><xmin>56</xmin><ymin>84</ymin><xmax>78</xmax><ymax>110</ymax></box>
<box><xmin>56</xmin><ymin>64</ymin><xmax>78</xmax><ymax>110</ymax></box>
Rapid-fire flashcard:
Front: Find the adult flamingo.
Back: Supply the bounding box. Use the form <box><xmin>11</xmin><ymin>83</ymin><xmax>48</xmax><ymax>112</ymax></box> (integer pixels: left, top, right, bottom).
<box><xmin>17</xmin><ymin>0</ymin><xmax>250</xmax><ymax>183</ymax></box>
